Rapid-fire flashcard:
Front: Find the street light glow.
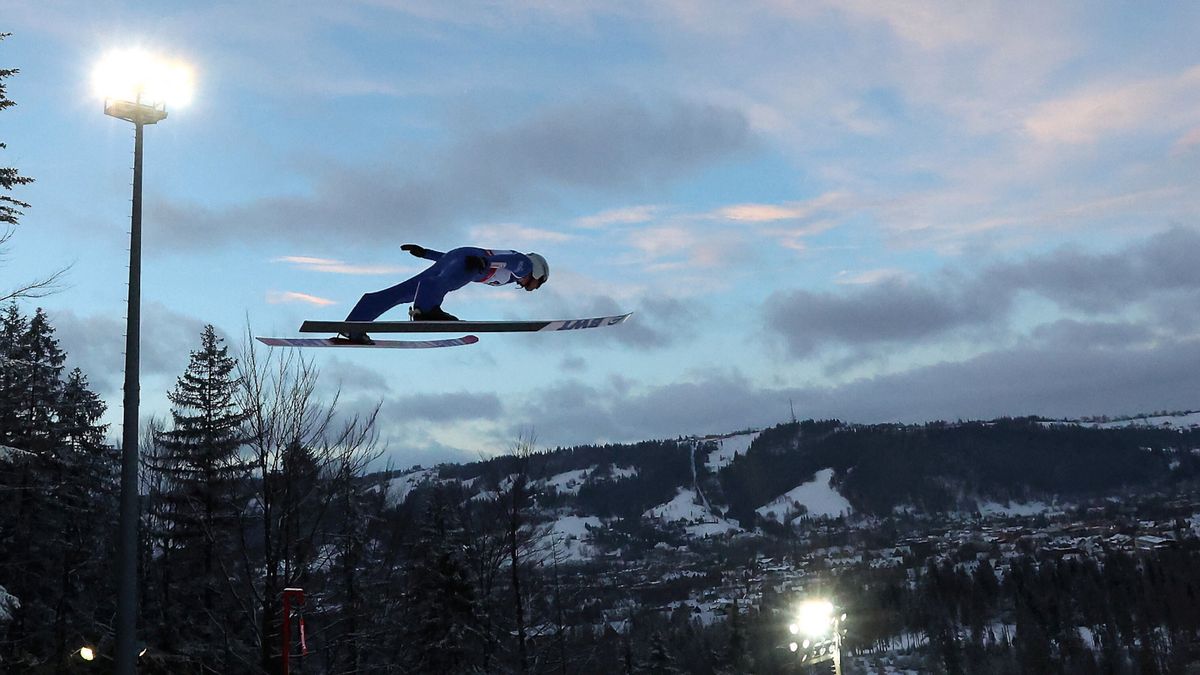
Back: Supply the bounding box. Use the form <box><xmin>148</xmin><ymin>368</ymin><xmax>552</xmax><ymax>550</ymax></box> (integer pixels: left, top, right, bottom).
<box><xmin>79</xmin><ymin>646</ymin><xmax>96</xmax><ymax>661</ymax></box>
<box><xmin>93</xmin><ymin>48</ymin><xmax>194</xmax><ymax>107</ymax></box>
<box><xmin>795</xmin><ymin>599</ymin><xmax>835</xmax><ymax>638</ymax></box>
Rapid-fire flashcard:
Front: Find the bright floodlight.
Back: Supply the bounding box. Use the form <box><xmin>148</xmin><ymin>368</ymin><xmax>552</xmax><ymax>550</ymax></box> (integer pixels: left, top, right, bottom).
<box><xmin>93</xmin><ymin>48</ymin><xmax>194</xmax><ymax>109</ymax></box>
<box><xmin>795</xmin><ymin>599</ymin><xmax>835</xmax><ymax>638</ymax></box>
<box><xmin>79</xmin><ymin>646</ymin><xmax>96</xmax><ymax>661</ymax></box>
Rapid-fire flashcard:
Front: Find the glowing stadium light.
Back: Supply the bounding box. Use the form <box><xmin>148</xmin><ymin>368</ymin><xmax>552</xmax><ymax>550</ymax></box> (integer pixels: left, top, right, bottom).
<box><xmin>93</xmin><ymin>48</ymin><xmax>194</xmax><ymax>110</ymax></box>
<box><xmin>795</xmin><ymin>599</ymin><xmax>835</xmax><ymax>638</ymax></box>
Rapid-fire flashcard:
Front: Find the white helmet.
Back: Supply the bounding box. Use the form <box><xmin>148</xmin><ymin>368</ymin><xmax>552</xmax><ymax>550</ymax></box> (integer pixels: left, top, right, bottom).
<box><xmin>527</xmin><ymin>252</ymin><xmax>549</xmax><ymax>283</ymax></box>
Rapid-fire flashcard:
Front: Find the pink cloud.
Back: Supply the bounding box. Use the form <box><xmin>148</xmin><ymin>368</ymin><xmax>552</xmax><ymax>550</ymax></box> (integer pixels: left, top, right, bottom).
<box><xmin>266</xmin><ymin>291</ymin><xmax>337</xmax><ymax>306</ymax></box>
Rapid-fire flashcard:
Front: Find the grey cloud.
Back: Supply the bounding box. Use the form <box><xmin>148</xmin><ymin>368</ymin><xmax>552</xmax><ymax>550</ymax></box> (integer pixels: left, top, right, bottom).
<box><xmin>983</xmin><ymin>226</ymin><xmax>1200</xmax><ymax>313</ymax></box>
<box><xmin>765</xmin><ymin>280</ymin><xmax>1001</xmax><ymax>357</ymax></box>
<box><xmin>500</xmin><ymin>331</ymin><xmax>1200</xmax><ymax>448</ymax></box>
<box><xmin>603</xmin><ymin>295</ymin><xmax>705</xmax><ymax>349</ymax></box>
<box><xmin>49</xmin><ymin>303</ymin><xmax>213</xmax><ymax>397</ymax></box>
<box><xmin>507</xmin><ymin>372</ymin><xmax>791</xmax><ymax>448</ymax></box>
<box><xmin>807</xmin><ymin>335</ymin><xmax>1200</xmax><ymax>423</ymax></box>
<box><xmin>382</xmin><ymin>391</ymin><xmax>503</xmax><ymax>423</ymax></box>
<box><xmin>1028</xmin><ymin>319</ymin><xmax>1157</xmax><ymax>349</ymax></box>
<box><xmin>313</xmin><ymin>357</ymin><xmax>393</xmax><ymax>395</ymax></box>
<box><xmin>151</xmin><ymin>95</ymin><xmax>753</xmax><ymax>251</ymax></box>
<box><xmin>765</xmin><ymin>226</ymin><xmax>1200</xmax><ymax>358</ymax></box>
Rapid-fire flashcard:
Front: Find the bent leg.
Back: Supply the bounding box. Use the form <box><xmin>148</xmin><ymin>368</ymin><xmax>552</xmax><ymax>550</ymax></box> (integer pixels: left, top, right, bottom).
<box><xmin>412</xmin><ymin>248</ymin><xmax>479</xmax><ymax>311</ymax></box>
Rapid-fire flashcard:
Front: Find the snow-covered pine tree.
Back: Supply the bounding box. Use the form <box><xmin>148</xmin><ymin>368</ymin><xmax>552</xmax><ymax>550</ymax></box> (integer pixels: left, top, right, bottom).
<box><xmin>0</xmin><ymin>305</ymin><xmax>113</xmax><ymax>669</ymax></box>
<box><xmin>147</xmin><ymin>324</ymin><xmax>250</xmax><ymax>666</ymax></box>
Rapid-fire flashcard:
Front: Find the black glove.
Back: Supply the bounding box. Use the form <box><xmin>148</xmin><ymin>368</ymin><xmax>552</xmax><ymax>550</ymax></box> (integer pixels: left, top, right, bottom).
<box><xmin>401</xmin><ymin>244</ymin><xmax>425</xmax><ymax>258</ymax></box>
<box><xmin>465</xmin><ymin>255</ymin><xmax>489</xmax><ymax>273</ymax></box>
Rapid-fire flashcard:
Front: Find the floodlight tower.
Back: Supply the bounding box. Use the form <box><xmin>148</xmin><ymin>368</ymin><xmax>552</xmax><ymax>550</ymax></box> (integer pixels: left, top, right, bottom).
<box><xmin>95</xmin><ymin>48</ymin><xmax>192</xmax><ymax>675</ymax></box>
<box><xmin>787</xmin><ymin>599</ymin><xmax>847</xmax><ymax>674</ymax></box>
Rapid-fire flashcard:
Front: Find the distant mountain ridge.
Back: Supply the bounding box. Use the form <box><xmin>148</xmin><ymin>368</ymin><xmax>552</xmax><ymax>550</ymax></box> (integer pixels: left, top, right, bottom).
<box><xmin>371</xmin><ymin>412</ymin><xmax>1200</xmax><ymax>557</ymax></box>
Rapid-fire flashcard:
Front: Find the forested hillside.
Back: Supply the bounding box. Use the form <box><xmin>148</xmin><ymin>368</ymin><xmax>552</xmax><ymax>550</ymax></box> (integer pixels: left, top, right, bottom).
<box><xmin>2</xmin><ymin>303</ymin><xmax>1199</xmax><ymax>673</ymax></box>
<box><xmin>717</xmin><ymin>418</ymin><xmax>1198</xmax><ymax>523</ymax></box>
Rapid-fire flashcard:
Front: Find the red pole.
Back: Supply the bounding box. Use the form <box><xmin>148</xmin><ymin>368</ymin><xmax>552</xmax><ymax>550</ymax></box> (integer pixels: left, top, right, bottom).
<box><xmin>281</xmin><ymin>588</ymin><xmax>305</xmax><ymax>675</ymax></box>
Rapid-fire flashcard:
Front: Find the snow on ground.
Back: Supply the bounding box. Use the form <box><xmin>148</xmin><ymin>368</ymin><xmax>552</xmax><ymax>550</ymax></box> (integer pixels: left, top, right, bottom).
<box><xmin>544</xmin><ymin>468</ymin><xmax>591</xmax><ymax>495</ymax></box>
<box><xmin>608</xmin><ymin>465</ymin><xmax>638</xmax><ymax>480</ymax></box>
<box><xmin>0</xmin><ymin>585</ymin><xmax>18</xmax><ymax>624</ymax></box>
<box><xmin>0</xmin><ymin>445</ymin><xmax>31</xmax><ymax>462</ymax></box>
<box><xmin>645</xmin><ymin>488</ymin><xmax>711</xmax><ymax>522</ymax></box>
<box><xmin>704</xmin><ymin>431</ymin><xmax>759</xmax><ymax>473</ymax></box>
<box><xmin>1074</xmin><ymin>411</ymin><xmax>1200</xmax><ymax>430</ymax></box>
<box><xmin>539</xmin><ymin>514</ymin><xmax>601</xmax><ymax>562</ymax></box>
<box><xmin>381</xmin><ymin>468</ymin><xmax>437</xmax><ymax>507</ymax></box>
<box><xmin>686</xmin><ymin>519</ymin><xmax>741</xmax><ymax>538</ymax></box>
<box><xmin>644</xmin><ymin>488</ymin><xmax>741</xmax><ymax>537</ymax></box>
<box><xmin>756</xmin><ymin>468</ymin><xmax>852</xmax><ymax>524</ymax></box>
<box><xmin>977</xmin><ymin>500</ymin><xmax>1056</xmax><ymax>517</ymax></box>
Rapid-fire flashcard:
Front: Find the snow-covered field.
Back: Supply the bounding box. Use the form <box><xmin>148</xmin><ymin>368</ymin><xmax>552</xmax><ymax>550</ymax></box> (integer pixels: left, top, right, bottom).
<box><xmin>544</xmin><ymin>468</ymin><xmax>591</xmax><ymax>495</ymax></box>
<box><xmin>645</xmin><ymin>488</ymin><xmax>711</xmax><ymax>522</ymax></box>
<box><xmin>539</xmin><ymin>514</ymin><xmax>601</xmax><ymax>561</ymax></box>
<box><xmin>381</xmin><ymin>468</ymin><xmax>437</xmax><ymax>507</ymax></box>
<box><xmin>643</xmin><ymin>488</ymin><xmax>740</xmax><ymax>537</ymax></box>
<box><xmin>0</xmin><ymin>585</ymin><xmax>18</xmax><ymax>624</ymax></box>
<box><xmin>756</xmin><ymin>468</ymin><xmax>852</xmax><ymax>524</ymax></box>
<box><xmin>704</xmin><ymin>431</ymin><xmax>759</xmax><ymax>473</ymax></box>
<box><xmin>542</xmin><ymin>465</ymin><xmax>639</xmax><ymax>495</ymax></box>
<box><xmin>976</xmin><ymin>500</ymin><xmax>1059</xmax><ymax>517</ymax></box>
<box><xmin>1058</xmin><ymin>410</ymin><xmax>1200</xmax><ymax>430</ymax></box>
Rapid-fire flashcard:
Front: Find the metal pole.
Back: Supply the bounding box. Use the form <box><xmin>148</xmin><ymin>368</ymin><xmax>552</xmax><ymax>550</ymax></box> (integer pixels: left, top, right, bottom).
<box><xmin>282</xmin><ymin>588</ymin><xmax>306</xmax><ymax>675</ymax></box>
<box><xmin>115</xmin><ymin>117</ymin><xmax>145</xmax><ymax>675</ymax></box>
<box><xmin>282</xmin><ymin>592</ymin><xmax>292</xmax><ymax>675</ymax></box>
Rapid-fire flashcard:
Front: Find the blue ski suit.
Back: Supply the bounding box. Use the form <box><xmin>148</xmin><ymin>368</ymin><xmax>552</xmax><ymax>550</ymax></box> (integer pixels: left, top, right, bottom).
<box><xmin>345</xmin><ymin>247</ymin><xmax>536</xmax><ymax>322</ymax></box>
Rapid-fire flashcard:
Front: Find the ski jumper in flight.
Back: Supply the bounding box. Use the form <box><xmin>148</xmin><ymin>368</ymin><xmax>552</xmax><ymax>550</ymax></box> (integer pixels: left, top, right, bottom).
<box><xmin>336</xmin><ymin>245</ymin><xmax>549</xmax><ymax>344</ymax></box>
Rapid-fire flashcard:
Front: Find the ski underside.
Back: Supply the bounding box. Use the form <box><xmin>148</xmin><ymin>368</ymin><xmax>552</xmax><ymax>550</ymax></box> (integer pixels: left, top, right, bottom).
<box><xmin>255</xmin><ymin>335</ymin><xmax>479</xmax><ymax>349</ymax></box>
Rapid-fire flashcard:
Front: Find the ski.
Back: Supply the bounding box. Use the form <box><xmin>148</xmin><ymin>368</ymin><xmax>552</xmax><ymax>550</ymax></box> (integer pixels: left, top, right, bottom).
<box><xmin>298</xmin><ymin>311</ymin><xmax>632</xmax><ymax>334</ymax></box>
<box><xmin>255</xmin><ymin>335</ymin><xmax>479</xmax><ymax>349</ymax></box>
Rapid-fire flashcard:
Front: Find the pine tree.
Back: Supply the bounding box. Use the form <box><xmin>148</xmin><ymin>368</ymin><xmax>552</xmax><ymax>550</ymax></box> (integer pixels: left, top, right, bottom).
<box><xmin>146</xmin><ymin>325</ymin><xmax>249</xmax><ymax>666</ymax></box>
<box><xmin>47</xmin><ymin>367</ymin><xmax>114</xmax><ymax>669</ymax></box>
<box><xmin>644</xmin><ymin>630</ymin><xmax>682</xmax><ymax>675</ymax></box>
<box><xmin>0</xmin><ymin>305</ymin><xmax>113</xmax><ymax>669</ymax></box>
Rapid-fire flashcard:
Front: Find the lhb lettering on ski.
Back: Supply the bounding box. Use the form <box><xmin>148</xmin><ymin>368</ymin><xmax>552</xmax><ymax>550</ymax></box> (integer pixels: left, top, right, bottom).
<box><xmin>557</xmin><ymin>318</ymin><xmax>607</xmax><ymax>330</ymax></box>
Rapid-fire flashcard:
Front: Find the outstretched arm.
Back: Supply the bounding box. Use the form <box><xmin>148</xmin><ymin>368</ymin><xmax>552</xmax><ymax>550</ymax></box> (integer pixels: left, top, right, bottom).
<box><xmin>401</xmin><ymin>244</ymin><xmax>443</xmax><ymax>261</ymax></box>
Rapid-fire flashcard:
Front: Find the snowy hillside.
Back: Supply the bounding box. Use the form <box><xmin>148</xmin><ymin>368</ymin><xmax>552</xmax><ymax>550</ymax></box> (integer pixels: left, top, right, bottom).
<box><xmin>539</xmin><ymin>514</ymin><xmax>602</xmax><ymax>562</ymax></box>
<box><xmin>1057</xmin><ymin>410</ymin><xmax>1200</xmax><ymax>430</ymax></box>
<box><xmin>381</xmin><ymin>468</ymin><xmax>438</xmax><ymax>507</ymax></box>
<box><xmin>643</xmin><ymin>488</ymin><xmax>741</xmax><ymax>538</ymax></box>
<box><xmin>1091</xmin><ymin>411</ymin><xmax>1200</xmax><ymax>429</ymax></box>
<box><xmin>755</xmin><ymin>468</ymin><xmax>852</xmax><ymax>524</ymax></box>
<box><xmin>703</xmin><ymin>431</ymin><xmax>759</xmax><ymax>472</ymax></box>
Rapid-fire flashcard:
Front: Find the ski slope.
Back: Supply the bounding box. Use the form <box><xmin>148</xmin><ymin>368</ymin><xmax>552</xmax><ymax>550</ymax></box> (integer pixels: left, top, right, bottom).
<box><xmin>756</xmin><ymin>468</ymin><xmax>852</xmax><ymax>524</ymax></box>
